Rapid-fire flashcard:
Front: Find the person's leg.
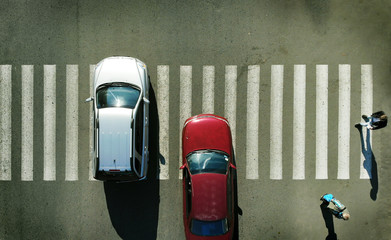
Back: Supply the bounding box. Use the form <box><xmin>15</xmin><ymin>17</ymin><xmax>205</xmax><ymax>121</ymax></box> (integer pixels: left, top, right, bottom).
<box><xmin>362</xmin><ymin>115</ymin><xmax>369</xmax><ymax>121</ymax></box>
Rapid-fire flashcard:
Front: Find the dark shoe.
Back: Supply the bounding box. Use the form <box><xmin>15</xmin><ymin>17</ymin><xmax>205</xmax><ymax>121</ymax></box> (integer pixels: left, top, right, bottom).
<box><xmin>362</xmin><ymin>115</ymin><xmax>369</xmax><ymax>121</ymax></box>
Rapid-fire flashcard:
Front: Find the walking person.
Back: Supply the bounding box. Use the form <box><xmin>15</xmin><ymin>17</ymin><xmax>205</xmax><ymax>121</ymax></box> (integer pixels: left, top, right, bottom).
<box><xmin>355</xmin><ymin>111</ymin><xmax>387</xmax><ymax>130</ymax></box>
<box><xmin>320</xmin><ymin>193</ymin><xmax>350</xmax><ymax>220</ymax></box>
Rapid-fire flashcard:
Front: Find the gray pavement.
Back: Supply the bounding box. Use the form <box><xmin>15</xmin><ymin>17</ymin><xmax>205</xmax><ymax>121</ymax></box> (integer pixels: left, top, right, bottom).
<box><xmin>1</xmin><ymin>1</ymin><xmax>391</xmax><ymax>239</ymax></box>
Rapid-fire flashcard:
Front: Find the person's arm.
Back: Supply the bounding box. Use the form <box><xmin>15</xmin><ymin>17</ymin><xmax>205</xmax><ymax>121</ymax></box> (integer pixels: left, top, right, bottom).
<box><xmin>371</xmin><ymin>111</ymin><xmax>385</xmax><ymax>118</ymax></box>
<box><xmin>330</xmin><ymin>198</ymin><xmax>346</xmax><ymax>211</ymax></box>
<box><xmin>371</xmin><ymin>120</ymin><xmax>387</xmax><ymax>130</ymax></box>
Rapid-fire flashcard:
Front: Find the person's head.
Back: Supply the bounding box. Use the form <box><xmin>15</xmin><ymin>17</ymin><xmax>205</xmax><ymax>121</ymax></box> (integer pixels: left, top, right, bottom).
<box><xmin>342</xmin><ymin>213</ymin><xmax>350</xmax><ymax>220</ymax></box>
<box><xmin>380</xmin><ymin>114</ymin><xmax>387</xmax><ymax>120</ymax></box>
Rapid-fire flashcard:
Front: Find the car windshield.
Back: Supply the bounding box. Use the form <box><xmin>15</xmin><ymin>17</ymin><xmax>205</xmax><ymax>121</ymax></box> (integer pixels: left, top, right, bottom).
<box><xmin>186</xmin><ymin>150</ymin><xmax>229</xmax><ymax>175</ymax></box>
<box><xmin>96</xmin><ymin>84</ymin><xmax>140</xmax><ymax>109</ymax></box>
<box><xmin>191</xmin><ymin>218</ymin><xmax>228</xmax><ymax>236</ymax></box>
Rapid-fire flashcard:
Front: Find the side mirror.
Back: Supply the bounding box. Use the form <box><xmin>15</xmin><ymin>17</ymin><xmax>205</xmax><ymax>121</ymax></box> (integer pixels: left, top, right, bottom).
<box><xmin>179</xmin><ymin>163</ymin><xmax>187</xmax><ymax>170</ymax></box>
<box><xmin>85</xmin><ymin>97</ymin><xmax>94</xmax><ymax>103</ymax></box>
<box><xmin>229</xmin><ymin>163</ymin><xmax>237</xmax><ymax>169</ymax></box>
<box><xmin>143</xmin><ymin>97</ymin><xmax>150</xmax><ymax>104</ymax></box>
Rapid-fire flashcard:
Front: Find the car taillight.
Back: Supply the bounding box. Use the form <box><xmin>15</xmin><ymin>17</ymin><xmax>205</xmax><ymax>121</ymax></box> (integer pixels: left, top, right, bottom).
<box><xmin>109</xmin><ymin>169</ymin><xmax>120</xmax><ymax>172</ymax></box>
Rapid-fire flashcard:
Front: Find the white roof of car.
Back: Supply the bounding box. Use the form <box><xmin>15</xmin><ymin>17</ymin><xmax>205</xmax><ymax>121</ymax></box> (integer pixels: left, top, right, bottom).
<box><xmin>98</xmin><ymin>108</ymin><xmax>133</xmax><ymax>171</ymax></box>
<box><xmin>94</xmin><ymin>56</ymin><xmax>144</xmax><ymax>89</ymax></box>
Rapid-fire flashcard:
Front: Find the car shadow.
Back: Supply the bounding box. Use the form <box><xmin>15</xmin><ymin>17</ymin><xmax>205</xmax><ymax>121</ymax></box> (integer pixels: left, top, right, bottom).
<box><xmin>233</xmin><ymin>149</ymin><xmax>242</xmax><ymax>240</ymax></box>
<box><xmin>320</xmin><ymin>202</ymin><xmax>337</xmax><ymax>240</ymax></box>
<box><xmin>356</xmin><ymin>126</ymin><xmax>378</xmax><ymax>201</ymax></box>
<box><xmin>104</xmin><ymin>84</ymin><xmax>160</xmax><ymax>240</ymax></box>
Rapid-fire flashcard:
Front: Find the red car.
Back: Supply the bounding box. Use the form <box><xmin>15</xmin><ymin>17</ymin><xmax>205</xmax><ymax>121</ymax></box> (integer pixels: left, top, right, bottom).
<box><xmin>180</xmin><ymin>114</ymin><xmax>236</xmax><ymax>240</ymax></box>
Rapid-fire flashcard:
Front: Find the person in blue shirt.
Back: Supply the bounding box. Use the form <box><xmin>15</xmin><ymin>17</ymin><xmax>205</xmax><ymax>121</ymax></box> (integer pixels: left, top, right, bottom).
<box><xmin>355</xmin><ymin>111</ymin><xmax>387</xmax><ymax>130</ymax></box>
<box><xmin>320</xmin><ymin>193</ymin><xmax>350</xmax><ymax>220</ymax></box>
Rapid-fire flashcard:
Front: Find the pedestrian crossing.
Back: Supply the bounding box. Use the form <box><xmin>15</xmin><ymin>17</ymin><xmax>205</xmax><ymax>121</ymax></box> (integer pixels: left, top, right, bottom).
<box><xmin>0</xmin><ymin>64</ymin><xmax>374</xmax><ymax>181</ymax></box>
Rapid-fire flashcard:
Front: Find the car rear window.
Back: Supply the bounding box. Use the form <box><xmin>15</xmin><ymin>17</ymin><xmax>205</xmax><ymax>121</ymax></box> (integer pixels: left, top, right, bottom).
<box><xmin>190</xmin><ymin>218</ymin><xmax>228</xmax><ymax>236</ymax></box>
<box><xmin>97</xmin><ymin>85</ymin><xmax>140</xmax><ymax>109</ymax></box>
<box><xmin>186</xmin><ymin>150</ymin><xmax>229</xmax><ymax>175</ymax></box>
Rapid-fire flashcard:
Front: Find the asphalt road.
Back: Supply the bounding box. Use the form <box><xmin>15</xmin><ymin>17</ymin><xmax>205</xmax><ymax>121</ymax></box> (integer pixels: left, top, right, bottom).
<box><xmin>1</xmin><ymin>1</ymin><xmax>391</xmax><ymax>239</ymax></box>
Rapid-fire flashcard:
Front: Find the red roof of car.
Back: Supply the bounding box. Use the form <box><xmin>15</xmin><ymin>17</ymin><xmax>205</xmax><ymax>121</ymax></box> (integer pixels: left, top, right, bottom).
<box><xmin>191</xmin><ymin>173</ymin><xmax>227</xmax><ymax>221</ymax></box>
<box><xmin>182</xmin><ymin>114</ymin><xmax>232</xmax><ymax>158</ymax></box>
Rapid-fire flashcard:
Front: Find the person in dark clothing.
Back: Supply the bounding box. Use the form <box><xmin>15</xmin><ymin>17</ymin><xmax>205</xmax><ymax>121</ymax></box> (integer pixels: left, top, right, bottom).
<box><xmin>355</xmin><ymin>111</ymin><xmax>387</xmax><ymax>130</ymax></box>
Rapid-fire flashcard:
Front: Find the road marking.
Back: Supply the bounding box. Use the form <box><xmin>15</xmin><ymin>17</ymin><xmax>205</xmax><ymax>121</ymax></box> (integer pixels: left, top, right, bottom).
<box><xmin>89</xmin><ymin>65</ymin><xmax>96</xmax><ymax>181</ymax></box>
<box><xmin>270</xmin><ymin>65</ymin><xmax>284</xmax><ymax>180</ymax></box>
<box><xmin>338</xmin><ymin>64</ymin><xmax>351</xmax><ymax>179</ymax></box>
<box><xmin>21</xmin><ymin>65</ymin><xmax>34</xmax><ymax>181</ymax></box>
<box><xmin>360</xmin><ymin>65</ymin><xmax>373</xmax><ymax>179</ymax></box>
<box><xmin>44</xmin><ymin>65</ymin><xmax>56</xmax><ymax>181</ymax></box>
<box><xmin>224</xmin><ymin>65</ymin><xmax>237</xmax><ymax>153</ymax></box>
<box><xmin>316</xmin><ymin>65</ymin><xmax>328</xmax><ymax>179</ymax></box>
<box><xmin>293</xmin><ymin>65</ymin><xmax>306</xmax><ymax>180</ymax></box>
<box><xmin>0</xmin><ymin>65</ymin><xmax>12</xmax><ymax>181</ymax></box>
<box><xmin>179</xmin><ymin>66</ymin><xmax>192</xmax><ymax>179</ymax></box>
<box><xmin>0</xmin><ymin>64</ymin><xmax>378</xmax><ymax>181</ymax></box>
<box><xmin>157</xmin><ymin>65</ymin><xmax>170</xmax><ymax>180</ymax></box>
<box><xmin>66</xmin><ymin>65</ymin><xmax>79</xmax><ymax>181</ymax></box>
<box><xmin>202</xmin><ymin>66</ymin><xmax>215</xmax><ymax>114</ymax></box>
<box><xmin>246</xmin><ymin>65</ymin><xmax>260</xmax><ymax>179</ymax></box>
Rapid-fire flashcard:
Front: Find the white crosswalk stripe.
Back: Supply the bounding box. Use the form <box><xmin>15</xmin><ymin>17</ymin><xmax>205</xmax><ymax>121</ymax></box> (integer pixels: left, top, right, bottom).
<box><xmin>293</xmin><ymin>65</ymin><xmax>306</xmax><ymax>180</ymax></box>
<box><xmin>316</xmin><ymin>65</ymin><xmax>329</xmax><ymax>179</ymax></box>
<box><xmin>66</xmin><ymin>65</ymin><xmax>79</xmax><ymax>181</ymax></box>
<box><xmin>0</xmin><ymin>65</ymin><xmax>12</xmax><ymax>181</ymax></box>
<box><xmin>202</xmin><ymin>66</ymin><xmax>215</xmax><ymax>114</ymax></box>
<box><xmin>338</xmin><ymin>64</ymin><xmax>351</xmax><ymax>179</ymax></box>
<box><xmin>89</xmin><ymin>65</ymin><xmax>97</xmax><ymax>181</ymax></box>
<box><xmin>178</xmin><ymin>66</ymin><xmax>192</xmax><ymax>179</ymax></box>
<box><xmin>224</xmin><ymin>66</ymin><xmax>237</xmax><ymax>154</ymax></box>
<box><xmin>0</xmin><ymin>64</ymin><xmax>375</xmax><ymax>181</ymax></box>
<box><xmin>43</xmin><ymin>65</ymin><xmax>56</xmax><ymax>181</ymax></box>
<box><xmin>246</xmin><ymin>65</ymin><xmax>260</xmax><ymax>180</ymax></box>
<box><xmin>157</xmin><ymin>65</ymin><xmax>170</xmax><ymax>180</ymax></box>
<box><xmin>21</xmin><ymin>65</ymin><xmax>34</xmax><ymax>181</ymax></box>
<box><xmin>270</xmin><ymin>65</ymin><xmax>284</xmax><ymax>180</ymax></box>
<box><xmin>360</xmin><ymin>65</ymin><xmax>373</xmax><ymax>179</ymax></box>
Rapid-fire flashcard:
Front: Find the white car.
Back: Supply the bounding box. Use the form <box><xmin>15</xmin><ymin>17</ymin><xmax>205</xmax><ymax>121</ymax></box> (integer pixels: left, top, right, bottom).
<box><xmin>86</xmin><ymin>56</ymin><xmax>149</xmax><ymax>181</ymax></box>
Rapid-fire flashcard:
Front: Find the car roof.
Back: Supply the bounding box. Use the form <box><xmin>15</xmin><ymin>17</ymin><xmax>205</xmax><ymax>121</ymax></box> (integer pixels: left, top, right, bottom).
<box><xmin>94</xmin><ymin>56</ymin><xmax>144</xmax><ymax>89</ymax></box>
<box><xmin>98</xmin><ymin>108</ymin><xmax>133</xmax><ymax>171</ymax></box>
<box><xmin>191</xmin><ymin>173</ymin><xmax>227</xmax><ymax>221</ymax></box>
<box><xmin>183</xmin><ymin>114</ymin><xmax>232</xmax><ymax>157</ymax></box>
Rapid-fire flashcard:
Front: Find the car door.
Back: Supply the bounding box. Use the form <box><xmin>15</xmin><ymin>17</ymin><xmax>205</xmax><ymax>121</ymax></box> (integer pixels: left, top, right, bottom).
<box><xmin>142</xmin><ymin>94</ymin><xmax>149</xmax><ymax>177</ymax></box>
<box><xmin>182</xmin><ymin>165</ymin><xmax>192</xmax><ymax>234</ymax></box>
<box><xmin>134</xmin><ymin>100</ymin><xmax>144</xmax><ymax>177</ymax></box>
<box><xmin>142</xmin><ymin>75</ymin><xmax>150</xmax><ymax>176</ymax></box>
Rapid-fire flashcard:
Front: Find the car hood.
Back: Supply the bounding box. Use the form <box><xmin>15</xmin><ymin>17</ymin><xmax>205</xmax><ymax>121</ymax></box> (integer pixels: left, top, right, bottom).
<box><xmin>191</xmin><ymin>173</ymin><xmax>227</xmax><ymax>221</ymax></box>
<box><xmin>98</xmin><ymin>108</ymin><xmax>133</xmax><ymax>171</ymax></box>
<box><xmin>95</xmin><ymin>57</ymin><xmax>143</xmax><ymax>88</ymax></box>
<box><xmin>183</xmin><ymin>115</ymin><xmax>232</xmax><ymax>156</ymax></box>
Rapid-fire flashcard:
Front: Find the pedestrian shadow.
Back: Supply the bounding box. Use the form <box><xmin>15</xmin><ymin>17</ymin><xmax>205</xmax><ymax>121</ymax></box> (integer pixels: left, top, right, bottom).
<box><xmin>104</xmin><ymin>83</ymin><xmax>160</xmax><ymax>239</ymax></box>
<box><xmin>320</xmin><ymin>202</ymin><xmax>337</xmax><ymax>240</ymax></box>
<box><xmin>356</xmin><ymin>126</ymin><xmax>378</xmax><ymax>201</ymax></box>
